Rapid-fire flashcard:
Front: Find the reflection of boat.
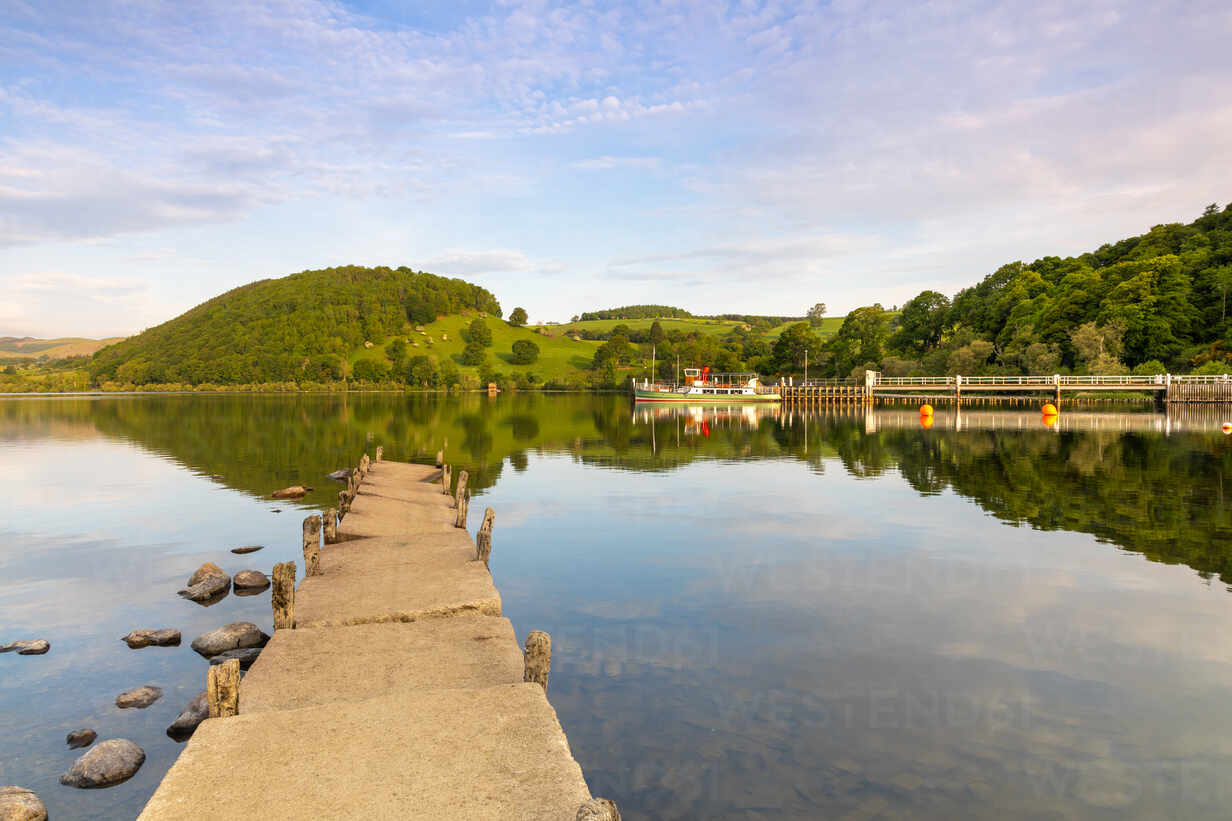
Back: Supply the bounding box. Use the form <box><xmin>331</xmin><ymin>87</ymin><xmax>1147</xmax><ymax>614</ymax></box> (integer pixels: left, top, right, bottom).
<box><xmin>632</xmin><ymin>403</ymin><xmax>781</xmax><ymax>431</ymax></box>
<box><xmin>633</xmin><ymin>368</ymin><xmax>781</xmax><ymax>403</ymax></box>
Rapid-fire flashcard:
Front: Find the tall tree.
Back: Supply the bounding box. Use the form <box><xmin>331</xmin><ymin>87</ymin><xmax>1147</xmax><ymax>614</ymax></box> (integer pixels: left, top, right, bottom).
<box><xmin>772</xmin><ymin>323</ymin><xmax>821</xmax><ymax>374</ymax></box>
<box><xmin>508</xmin><ymin>307</ymin><xmax>528</xmax><ymax>326</ymax></box>
<box><xmin>828</xmin><ymin>305</ymin><xmax>891</xmax><ymax>376</ymax></box>
<box><xmin>806</xmin><ymin>303</ymin><xmax>827</xmax><ymax>327</ymax></box>
<box><xmin>891</xmin><ymin>290</ymin><xmax>950</xmax><ymax>354</ymax></box>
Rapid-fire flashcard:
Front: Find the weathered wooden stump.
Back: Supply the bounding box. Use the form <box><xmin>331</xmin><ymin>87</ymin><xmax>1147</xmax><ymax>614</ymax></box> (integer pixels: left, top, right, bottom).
<box><xmin>271</xmin><ymin>562</ymin><xmax>296</xmax><ymax>630</ymax></box>
<box><xmin>302</xmin><ymin>515</ymin><xmax>322</xmax><ymax>577</ymax></box>
<box><xmin>441</xmin><ymin>464</ymin><xmax>452</xmax><ymax>496</ymax></box>
<box><xmin>577</xmin><ymin>798</ymin><xmax>621</xmax><ymax>820</ymax></box>
<box><xmin>207</xmin><ymin>658</ymin><xmax>241</xmax><ymax>718</ymax></box>
<box><xmin>476</xmin><ymin>507</ymin><xmax>495</xmax><ymax>567</ymax></box>
<box><xmin>454</xmin><ymin>471</ymin><xmax>470</xmax><ymax>529</ymax></box>
<box><xmin>375</xmin><ymin>445</ymin><xmax>383</xmax><ymax>462</ymax></box>
<box><xmin>453</xmin><ymin>469</ymin><xmax>468</xmax><ymax>511</ymax></box>
<box><xmin>359</xmin><ymin>453</ymin><xmax>370</xmax><ymax>478</ymax></box>
<box><xmin>322</xmin><ymin>508</ymin><xmax>338</xmax><ymax>544</ymax></box>
<box><xmin>523</xmin><ymin>630</ymin><xmax>551</xmax><ymax>690</ymax></box>
<box><xmin>435</xmin><ymin>449</ymin><xmax>443</xmax><ymax>468</ymax></box>
<box><xmin>338</xmin><ymin>489</ymin><xmax>349</xmax><ymax>518</ymax></box>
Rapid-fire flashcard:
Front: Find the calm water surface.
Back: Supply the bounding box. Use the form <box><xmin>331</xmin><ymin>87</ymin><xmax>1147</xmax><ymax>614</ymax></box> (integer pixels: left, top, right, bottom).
<box><xmin>2</xmin><ymin>394</ymin><xmax>1232</xmax><ymax>819</ymax></box>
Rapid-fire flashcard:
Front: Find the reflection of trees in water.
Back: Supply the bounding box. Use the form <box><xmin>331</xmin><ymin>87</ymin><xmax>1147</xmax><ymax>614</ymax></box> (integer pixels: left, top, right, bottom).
<box><xmin>10</xmin><ymin>395</ymin><xmax>1231</xmax><ymax>584</ymax></box>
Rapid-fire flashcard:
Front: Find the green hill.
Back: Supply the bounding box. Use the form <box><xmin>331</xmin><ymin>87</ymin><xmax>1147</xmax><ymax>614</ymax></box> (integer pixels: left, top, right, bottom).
<box><xmin>88</xmin><ymin>266</ymin><xmax>514</xmax><ymax>386</ymax></box>
<box><xmin>0</xmin><ymin>336</ymin><xmax>124</xmax><ymax>359</ymax></box>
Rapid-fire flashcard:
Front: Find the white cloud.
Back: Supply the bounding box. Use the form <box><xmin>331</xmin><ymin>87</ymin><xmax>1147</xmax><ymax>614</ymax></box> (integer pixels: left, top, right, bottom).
<box><xmin>570</xmin><ymin>155</ymin><xmax>661</xmax><ymax>170</ymax></box>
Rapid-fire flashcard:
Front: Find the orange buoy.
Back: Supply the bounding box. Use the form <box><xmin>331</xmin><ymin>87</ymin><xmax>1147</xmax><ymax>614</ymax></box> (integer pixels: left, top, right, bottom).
<box><xmin>920</xmin><ymin>414</ymin><xmax>935</xmax><ymax>429</ymax></box>
<box><xmin>919</xmin><ymin>403</ymin><xmax>934</xmax><ymax>416</ymax></box>
<box><xmin>1223</xmin><ymin>423</ymin><xmax>1232</xmax><ymax>435</ymax></box>
<box><xmin>1041</xmin><ymin>402</ymin><xmax>1058</xmax><ymax>416</ymax></box>
<box><xmin>1042</xmin><ymin>414</ymin><xmax>1058</xmax><ymax>428</ymax></box>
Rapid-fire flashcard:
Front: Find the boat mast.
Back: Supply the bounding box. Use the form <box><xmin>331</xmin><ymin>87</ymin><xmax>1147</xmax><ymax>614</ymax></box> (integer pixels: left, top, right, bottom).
<box><xmin>651</xmin><ymin>344</ymin><xmax>656</xmax><ymax>385</ymax></box>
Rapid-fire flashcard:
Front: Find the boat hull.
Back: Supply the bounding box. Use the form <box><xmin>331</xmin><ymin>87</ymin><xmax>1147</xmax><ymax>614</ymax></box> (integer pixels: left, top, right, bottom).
<box><xmin>633</xmin><ymin>388</ymin><xmax>780</xmax><ymax>403</ymax></box>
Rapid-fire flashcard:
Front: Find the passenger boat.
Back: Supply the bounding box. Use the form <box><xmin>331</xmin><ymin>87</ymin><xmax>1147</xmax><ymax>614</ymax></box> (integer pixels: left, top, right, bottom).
<box><xmin>632</xmin><ymin>367</ymin><xmax>781</xmax><ymax>403</ymax></box>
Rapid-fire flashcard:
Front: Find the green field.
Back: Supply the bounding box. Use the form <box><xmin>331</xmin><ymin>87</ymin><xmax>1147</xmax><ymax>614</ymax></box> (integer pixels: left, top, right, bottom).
<box><xmin>0</xmin><ymin>336</ymin><xmax>125</xmax><ymax>359</ymax></box>
<box><xmin>764</xmin><ymin>317</ymin><xmax>843</xmax><ymax>340</ymax></box>
<box><xmin>352</xmin><ymin>312</ymin><xmax>606</xmax><ymax>383</ymax></box>
<box><xmin>533</xmin><ymin>317</ymin><xmax>753</xmax><ymax>338</ymax></box>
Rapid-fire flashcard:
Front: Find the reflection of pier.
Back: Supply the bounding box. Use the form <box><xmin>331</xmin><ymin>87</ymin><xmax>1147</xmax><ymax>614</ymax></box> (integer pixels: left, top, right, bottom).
<box><xmin>865</xmin><ymin>405</ymin><xmax>1232</xmax><ymax>435</ymax></box>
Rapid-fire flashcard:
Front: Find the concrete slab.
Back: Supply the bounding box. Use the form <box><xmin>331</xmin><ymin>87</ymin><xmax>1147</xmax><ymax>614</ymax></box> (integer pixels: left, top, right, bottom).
<box><xmin>241</xmin><ymin>615</ymin><xmax>525</xmax><ymax>714</ymax></box>
<box><xmin>138</xmin><ymin>684</ymin><xmax>592</xmax><ymax>821</ymax></box>
<box><xmin>296</xmin><ymin>536</ymin><xmax>499</xmax><ymax>627</ymax></box>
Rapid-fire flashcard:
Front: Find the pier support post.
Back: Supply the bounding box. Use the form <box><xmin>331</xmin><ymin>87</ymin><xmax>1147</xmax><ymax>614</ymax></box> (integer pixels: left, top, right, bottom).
<box><xmin>375</xmin><ymin>445</ymin><xmax>383</xmax><ymax>462</ymax></box>
<box><xmin>207</xmin><ymin>658</ymin><xmax>241</xmax><ymax>718</ymax></box>
<box><xmin>576</xmin><ymin>798</ymin><xmax>621</xmax><ymax>820</ymax></box>
<box><xmin>523</xmin><ymin>630</ymin><xmax>551</xmax><ymax>690</ymax></box>
<box><xmin>338</xmin><ymin>489</ymin><xmax>349</xmax><ymax>518</ymax></box>
<box><xmin>272</xmin><ymin>561</ymin><xmax>296</xmax><ymax>630</ymax></box>
<box><xmin>476</xmin><ymin>507</ymin><xmax>495</xmax><ymax>567</ymax></box>
<box><xmin>322</xmin><ymin>508</ymin><xmax>338</xmax><ymax>544</ymax></box>
<box><xmin>453</xmin><ymin>469</ymin><xmax>469</xmax><ymax>510</ymax></box>
<box><xmin>360</xmin><ymin>453</ymin><xmax>370</xmax><ymax>478</ymax></box>
<box><xmin>455</xmin><ymin>486</ymin><xmax>470</xmax><ymax>529</ymax></box>
<box><xmin>441</xmin><ymin>464</ymin><xmax>452</xmax><ymax>495</ymax></box>
<box><xmin>436</xmin><ymin>449</ymin><xmax>444</xmax><ymax>468</ymax></box>
<box><xmin>302</xmin><ymin>514</ymin><xmax>322</xmax><ymax>576</ymax></box>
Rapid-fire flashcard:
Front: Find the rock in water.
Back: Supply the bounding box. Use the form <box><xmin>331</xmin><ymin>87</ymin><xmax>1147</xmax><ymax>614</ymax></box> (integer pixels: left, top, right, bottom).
<box><xmin>166</xmin><ymin>691</ymin><xmax>209</xmax><ymax>741</ymax></box>
<box><xmin>178</xmin><ymin>562</ymin><xmax>231</xmax><ymax>602</ymax></box>
<box><xmin>231</xmin><ymin>545</ymin><xmax>263</xmax><ymax>554</ymax></box>
<box><xmin>208</xmin><ymin>647</ymin><xmax>263</xmax><ymax>670</ymax></box>
<box><xmin>115</xmin><ymin>685</ymin><xmax>163</xmax><ymax>709</ymax></box>
<box><xmin>271</xmin><ymin>485</ymin><xmax>308</xmax><ymax>499</ymax></box>
<box><xmin>0</xmin><ymin>640</ymin><xmax>49</xmax><ymax>655</ymax></box>
<box><xmin>0</xmin><ymin>786</ymin><xmax>46</xmax><ymax>820</ymax></box>
<box><xmin>327</xmin><ymin>469</ymin><xmax>349</xmax><ymax>481</ymax></box>
<box><xmin>66</xmin><ymin>729</ymin><xmax>97</xmax><ymax>749</ymax></box>
<box><xmin>121</xmin><ymin>629</ymin><xmax>181</xmax><ymax>649</ymax></box>
<box><xmin>232</xmin><ymin>570</ymin><xmax>270</xmax><ymax>590</ymax></box>
<box><xmin>191</xmin><ymin>622</ymin><xmax>269</xmax><ymax>658</ymax></box>
<box><xmin>187</xmin><ymin>562</ymin><xmax>226</xmax><ymax>586</ymax></box>
<box><xmin>59</xmin><ymin>739</ymin><xmax>145</xmax><ymax>788</ymax></box>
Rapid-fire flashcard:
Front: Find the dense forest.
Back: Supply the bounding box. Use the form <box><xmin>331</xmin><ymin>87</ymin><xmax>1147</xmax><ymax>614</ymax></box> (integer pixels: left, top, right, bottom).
<box><xmin>586</xmin><ymin>203</ymin><xmax>1232</xmax><ymax>382</ymax></box>
<box><xmin>577</xmin><ymin>305</ymin><xmax>694</xmax><ymax>321</ymax></box>
<box><xmin>88</xmin><ymin>266</ymin><xmax>502</xmax><ymax>386</ymax></box>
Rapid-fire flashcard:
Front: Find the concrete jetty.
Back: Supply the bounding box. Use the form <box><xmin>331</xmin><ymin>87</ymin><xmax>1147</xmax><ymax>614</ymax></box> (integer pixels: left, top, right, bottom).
<box><xmin>140</xmin><ymin>458</ymin><xmax>612</xmax><ymax>820</ymax></box>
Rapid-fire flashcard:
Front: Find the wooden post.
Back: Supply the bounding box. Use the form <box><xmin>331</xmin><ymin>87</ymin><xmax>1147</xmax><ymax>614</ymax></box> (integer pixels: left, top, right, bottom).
<box><xmin>453</xmin><ymin>469</ymin><xmax>468</xmax><ymax>509</ymax></box>
<box><xmin>272</xmin><ymin>561</ymin><xmax>295</xmax><ymax>630</ymax></box>
<box><xmin>338</xmin><ymin>489</ymin><xmax>349</xmax><ymax>518</ymax></box>
<box><xmin>455</xmin><ymin>486</ymin><xmax>470</xmax><ymax>529</ymax></box>
<box><xmin>302</xmin><ymin>514</ymin><xmax>322</xmax><ymax>576</ymax></box>
<box><xmin>441</xmin><ymin>464</ymin><xmax>451</xmax><ymax>495</ymax></box>
<box><xmin>523</xmin><ymin>630</ymin><xmax>551</xmax><ymax>690</ymax></box>
<box><xmin>576</xmin><ymin>798</ymin><xmax>621</xmax><ymax>821</ymax></box>
<box><xmin>476</xmin><ymin>507</ymin><xmax>495</xmax><ymax>567</ymax></box>
<box><xmin>207</xmin><ymin>658</ymin><xmax>241</xmax><ymax>718</ymax></box>
<box><xmin>323</xmin><ymin>508</ymin><xmax>338</xmax><ymax>544</ymax></box>
<box><xmin>360</xmin><ymin>453</ymin><xmax>370</xmax><ymax>477</ymax></box>
<box><xmin>435</xmin><ymin>449</ymin><xmax>444</xmax><ymax>468</ymax></box>
<box><xmin>375</xmin><ymin>445</ymin><xmax>383</xmax><ymax>462</ymax></box>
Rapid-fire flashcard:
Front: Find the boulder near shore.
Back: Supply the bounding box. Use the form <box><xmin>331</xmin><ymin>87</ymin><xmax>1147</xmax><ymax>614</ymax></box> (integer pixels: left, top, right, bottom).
<box><xmin>60</xmin><ymin>739</ymin><xmax>145</xmax><ymax>788</ymax></box>
<box><xmin>271</xmin><ymin>485</ymin><xmax>310</xmax><ymax>499</ymax></box>
<box><xmin>231</xmin><ymin>545</ymin><xmax>263</xmax><ymax>554</ymax></box>
<box><xmin>178</xmin><ymin>562</ymin><xmax>231</xmax><ymax>603</ymax></box>
<box><xmin>191</xmin><ymin>622</ymin><xmax>269</xmax><ymax>658</ymax></box>
<box><xmin>0</xmin><ymin>641</ymin><xmax>49</xmax><ymax>655</ymax></box>
<box><xmin>166</xmin><ymin>692</ymin><xmax>209</xmax><ymax>741</ymax></box>
<box><xmin>233</xmin><ymin>570</ymin><xmax>270</xmax><ymax>591</ymax></box>
<box><xmin>0</xmin><ymin>786</ymin><xmax>46</xmax><ymax>820</ymax></box>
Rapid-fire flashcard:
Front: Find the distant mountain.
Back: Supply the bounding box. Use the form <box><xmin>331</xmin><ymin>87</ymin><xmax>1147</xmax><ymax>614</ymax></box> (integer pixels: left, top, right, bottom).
<box><xmin>88</xmin><ymin>266</ymin><xmax>502</xmax><ymax>385</ymax></box>
<box><xmin>0</xmin><ymin>336</ymin><xmax>124</xmax><ymax>359</ymax></box>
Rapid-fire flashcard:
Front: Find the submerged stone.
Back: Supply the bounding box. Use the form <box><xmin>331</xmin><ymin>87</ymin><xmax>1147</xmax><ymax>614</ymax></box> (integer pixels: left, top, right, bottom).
<box><xmin>209</xmin><ymin>646</ymin><xmax>263</xmax><ymax>670</ymax></box>
<box><xmin>116</xmin><ymin>685</ymin><xmax>163</xmax><ymax>709</ymax></box>
<box><xmin>66</xmin><ymin>729</ymin><xmax>97</xmax><ymax>749</ymax></box>
<box><xmin>121</xmin><ymin>629</ymin><xmax>181</xmax><ymax>648</ymax></box>
<box><xmin>231</xmin><ymin>545</ymin><xmax>263</xmax><ymax>554</ymax></box>
<box><xmin>233</xmin><ymin>570</ymin><xmax>269</xmax><ymax>590</ymax></box>
<box><xmin>271</xmin><ymin>486</ymin><xmax>309</xmax><ymax>499</ymax></box>
<box><xmin>0</xmin><ymin>641</ymin><xmax>49</xmax><ymax>655</ymax></box>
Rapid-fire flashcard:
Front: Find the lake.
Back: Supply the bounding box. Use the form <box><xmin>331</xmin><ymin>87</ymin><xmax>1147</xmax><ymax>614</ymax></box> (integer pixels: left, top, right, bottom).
<box><xmin>3</xmin><ymin>393</ymin><xmax>1232</xmax><ymax>819</ymax></box>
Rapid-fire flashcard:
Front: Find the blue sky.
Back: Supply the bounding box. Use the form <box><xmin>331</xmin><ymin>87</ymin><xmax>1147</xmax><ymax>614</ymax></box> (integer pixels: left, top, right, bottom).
<box><xmin>2</xmin><ymin>0</ymin><xmax>1230</xmax><ymax>337</ymax></box>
